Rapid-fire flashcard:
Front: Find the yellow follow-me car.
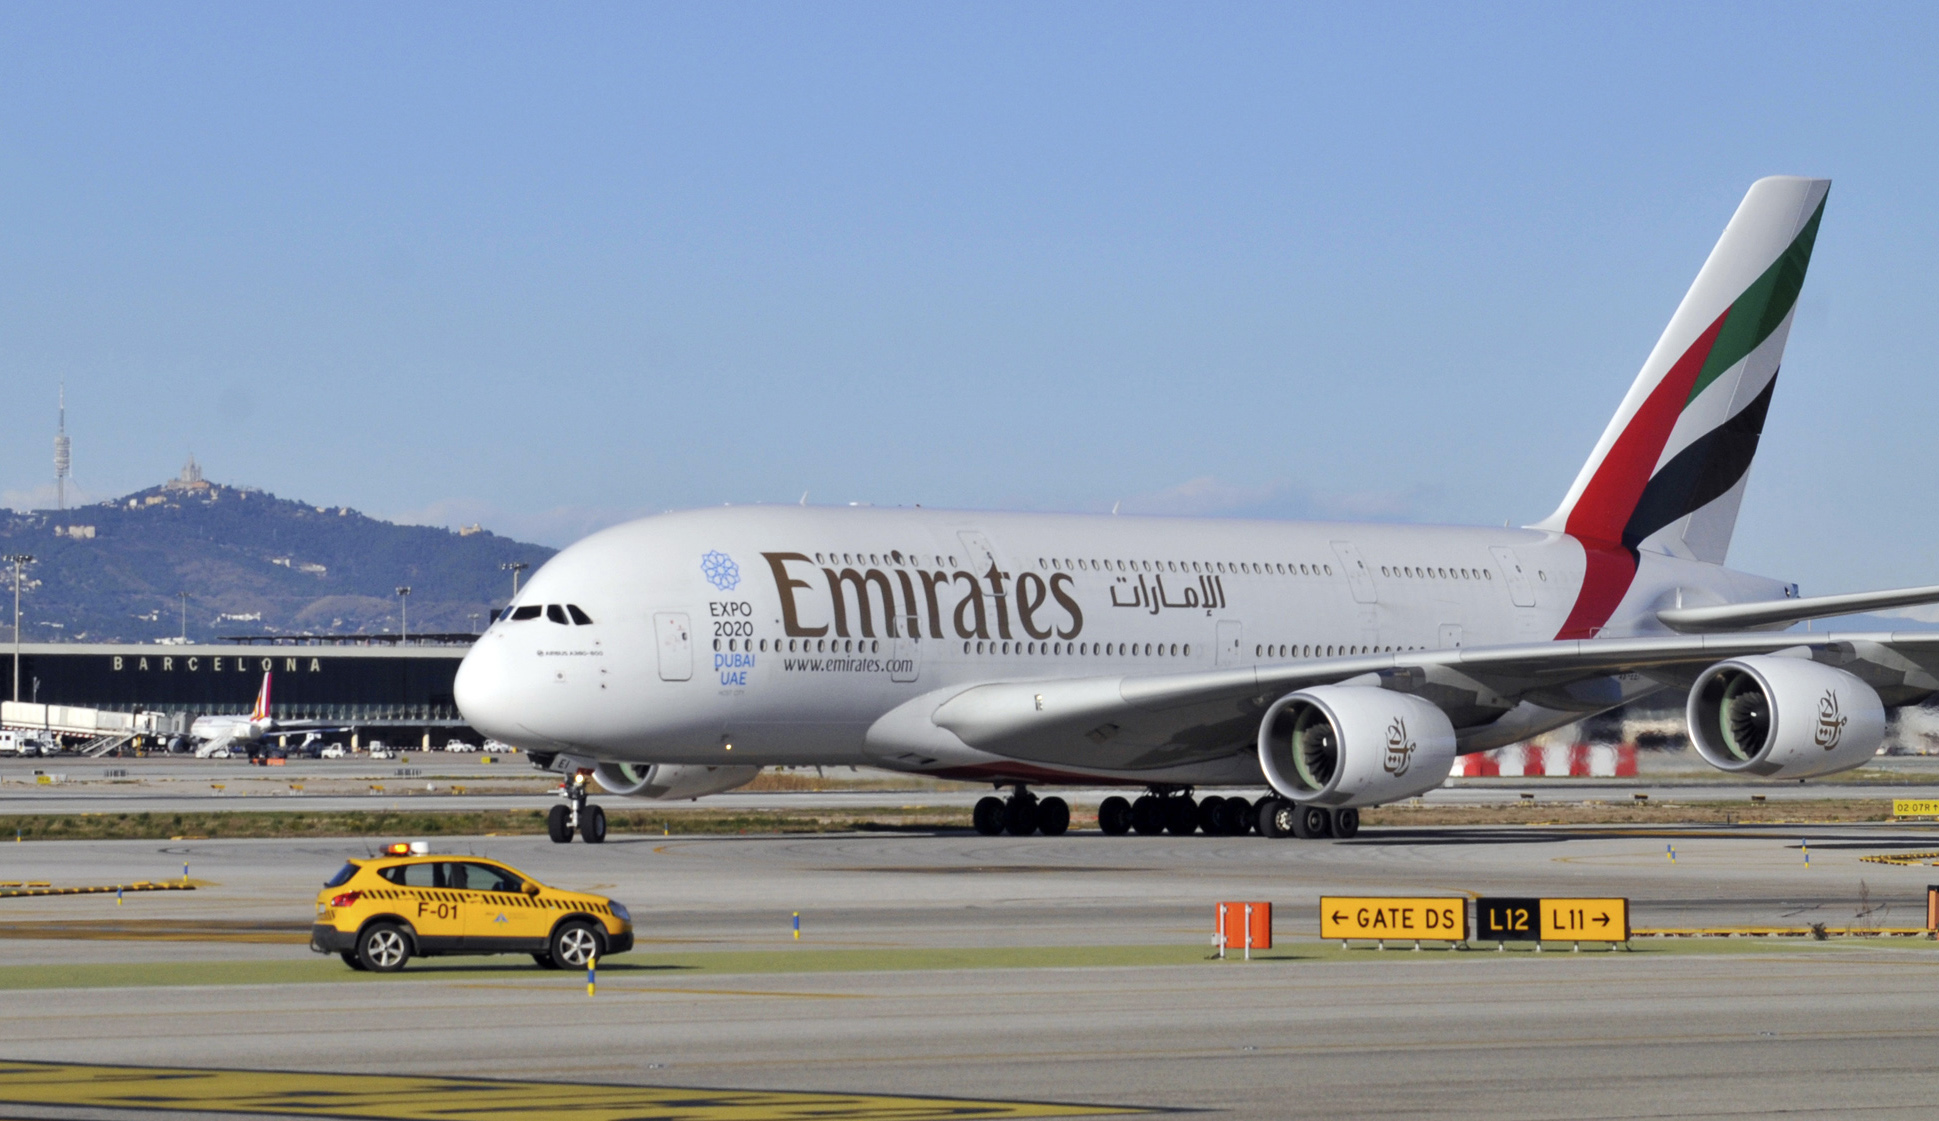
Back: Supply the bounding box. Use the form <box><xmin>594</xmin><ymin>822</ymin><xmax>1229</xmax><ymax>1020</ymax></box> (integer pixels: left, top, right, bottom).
<box><xmin>310</xmin><ymin>843</ymin><xmax>633</xmax><ymax>972</ymax></box>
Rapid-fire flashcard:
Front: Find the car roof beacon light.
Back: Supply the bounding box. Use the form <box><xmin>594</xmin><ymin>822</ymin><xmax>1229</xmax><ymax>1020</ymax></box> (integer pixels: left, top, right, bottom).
<box><xmin>408</xmin><ymin>841</ymin><xmax>430</xmax><ymax>855</ymax></box>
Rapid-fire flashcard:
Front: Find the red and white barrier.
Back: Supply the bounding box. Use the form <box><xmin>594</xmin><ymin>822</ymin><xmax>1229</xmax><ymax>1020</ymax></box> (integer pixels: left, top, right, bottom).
<box><xmin>1450</xmin><ymin>743</ymin><xmax>1637</xmax><ymax>778</ymax></box>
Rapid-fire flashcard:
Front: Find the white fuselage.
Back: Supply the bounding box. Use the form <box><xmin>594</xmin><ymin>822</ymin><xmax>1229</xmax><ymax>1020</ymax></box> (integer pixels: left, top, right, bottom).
<box><xmin>453</xmin><ymin>506</ymin><xmax>1786</xmax><ymax>786</ymax></box>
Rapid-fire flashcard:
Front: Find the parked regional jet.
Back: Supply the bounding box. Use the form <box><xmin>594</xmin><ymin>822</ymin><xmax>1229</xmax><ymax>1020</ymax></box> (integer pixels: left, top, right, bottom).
<box><xmin>189</xmin><ymin>672</ymin><xmax>344</xmax><ymax>757</ymax></box>
<box><xmin>457</xmin><ymin>176</ymin><xmax>1939</xmax><ymax>845</ymax></box>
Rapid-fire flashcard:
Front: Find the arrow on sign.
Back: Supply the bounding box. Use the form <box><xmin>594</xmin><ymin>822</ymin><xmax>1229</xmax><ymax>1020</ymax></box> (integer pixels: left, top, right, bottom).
<box><xmin>1330</xmin><ymin>911</ymin><xmax>1348</xmax><ymax>925</ymax></box>
<box><xmin>1594</xmin><ymin>913</ymin><xmax>1610</xmax><ymax>926</ymax></box>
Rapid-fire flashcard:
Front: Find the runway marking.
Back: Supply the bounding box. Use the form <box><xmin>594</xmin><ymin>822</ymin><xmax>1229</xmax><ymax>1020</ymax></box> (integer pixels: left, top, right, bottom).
<box><xmin>0</xmin><ymin>1059</ymin><xmax>1146</xmax><ymax>1120</ymax></box>
<box><xmin>452</xmin><ymin>982</ymin><xmax>869</xmax><ymax>998</ymax></box>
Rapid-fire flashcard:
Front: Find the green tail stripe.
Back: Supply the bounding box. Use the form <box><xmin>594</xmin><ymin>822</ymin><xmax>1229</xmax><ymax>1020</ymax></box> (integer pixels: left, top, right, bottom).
<box><xmin>1685</xmin><ymin>191</ymin><xmax>1827</xmax><ymax>407</ymax></box>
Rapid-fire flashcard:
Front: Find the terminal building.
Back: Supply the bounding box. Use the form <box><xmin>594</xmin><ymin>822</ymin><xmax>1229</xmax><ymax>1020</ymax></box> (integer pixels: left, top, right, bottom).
<box><xmin>0</xmin><ymin>638</ymin><xmax>473</xmax><ymax>746</ymax></box>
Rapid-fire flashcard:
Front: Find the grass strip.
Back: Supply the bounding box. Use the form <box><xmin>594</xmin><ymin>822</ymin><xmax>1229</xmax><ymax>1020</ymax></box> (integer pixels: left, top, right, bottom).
<box><xmin>0</xmin><ymin>806</ymin><xmax>972</xmax><ymax>841</ymax></box>
<box><xmin>2</xmin><ymin>937</ymin><xmax>1925</xmax><ymax>991</ymax></box>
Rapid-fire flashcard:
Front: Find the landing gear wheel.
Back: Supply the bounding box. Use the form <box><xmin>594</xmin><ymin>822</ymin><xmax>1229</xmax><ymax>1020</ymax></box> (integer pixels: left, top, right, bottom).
<box><xmin>1256</xmin><ymin>798</ymin><xmax>1295</xmax><ymax>838</ymax></box>
<box><xmin>1003</xmin><ymin>796</ymin><xmax>1040</xmax><ymax>836</ymax></box>
<box><xmin>531</xmin><ymin>951</ymin><xmax>560</xmax><ymax>969</ymax></box>
<box><xmin>547</xmin><ymin>804</ymin><xmax>573</xmax><ymax>844</ymax></box>
<box><xmin>356</xmin><ymin>922</ymin><xmax>411</xmax><ymax>973</ymax></box>
<box><xmin>549</xmin><ymin>920</ymin><xmax>604</xmax><ymax>969</ymax></box>
<box><xmin>1097</xmin><ymin>796</ymin><xmax>1132</xmax><ymax>835</ymax></box>
<box><xmin>973</xmin><ymin>796</ymin><xmax>1006</xmax><ymax>836</ymax></box>
<box><xmin>340</xmin><ymin>951</ymin><xmax>366</xmax><ymax>971</ymax></box>
<box><xmin>1164</xmin><ymin>796</ymin><xmax>1199</xmax><ymax>836</ymax></box>
<box><xmin>1291</xmin><ymin>803</ymin><xmax>1333</xmax><ymax>839</ymax></box>
<box><xmin>1037</xmin><ymin>796</ymin><xmax>1070</xmax><ymax>836</ymax></box>
<box><xmin>1196</xmin><ymin>796</ymin><xmax>1226</xmax><ymax>835</ymax></box>
<box><xmin>1224</xmin><ymin>797</ymin><xmax>1256</xmax><ymax>836</ymax></box>
<box><xmin>1330</xmin><ymin>807</ymin><xmax>1360</xmax><ymax>839</ymax></box>
<box><xmin>1130</xmin><ymin>795</ymin><xmax>1165</xmax><ymax>835</ymax></box>
<box><xmin>580</xmin><ymin>803</ymin><xmax>607</xmax><ymax>844</ymax></box>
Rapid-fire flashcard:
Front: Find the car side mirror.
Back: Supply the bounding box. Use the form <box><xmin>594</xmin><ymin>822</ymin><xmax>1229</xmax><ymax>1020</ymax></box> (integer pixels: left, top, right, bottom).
<box><xmin>523</xmin><ymin>883</ymin><xmax>540</xmax><ymax>897</ymax></box>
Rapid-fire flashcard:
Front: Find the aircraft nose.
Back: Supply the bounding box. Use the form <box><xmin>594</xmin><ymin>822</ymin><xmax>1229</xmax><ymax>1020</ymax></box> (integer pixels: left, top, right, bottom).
<box><xmin>454</xmin><ymin>637</ymin><xmax>522</xmax><ymax>743</ymax></box>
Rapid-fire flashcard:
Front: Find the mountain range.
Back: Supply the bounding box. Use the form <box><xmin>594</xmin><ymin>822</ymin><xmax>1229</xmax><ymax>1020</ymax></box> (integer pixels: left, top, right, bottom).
<box><xmin>0</xmin><ymin>462</ymin><xmax>555</xmax><ymax>644</ymax></box>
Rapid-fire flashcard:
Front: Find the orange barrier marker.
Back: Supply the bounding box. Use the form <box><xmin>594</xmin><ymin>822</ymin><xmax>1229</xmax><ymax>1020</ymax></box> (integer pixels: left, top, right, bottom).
<box><xmin>1215</xmin><ymin>902</ymin><xmax>1272</xmax><ymax>960</ymax></box>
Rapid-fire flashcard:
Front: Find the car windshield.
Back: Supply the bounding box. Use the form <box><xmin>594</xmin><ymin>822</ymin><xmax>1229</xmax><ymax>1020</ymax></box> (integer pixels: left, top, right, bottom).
<box><xmin>324</xmin><ymin>862</ymin><xmax>357</xmax><ymax>889</ymax></box>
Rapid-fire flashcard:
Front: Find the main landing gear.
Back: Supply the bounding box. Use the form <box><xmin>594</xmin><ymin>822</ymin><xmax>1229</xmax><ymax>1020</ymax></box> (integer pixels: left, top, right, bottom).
<box><xmin>972</xmin><ymin>785</ymin><xmax>1071</xmax><ymax>837</ymax></box>
<box><xmin>1095</xmin><ymin>789</ymin><xmax>1256</xmax><ymax>837</ymax></box>
<box><xmin>547</xmin><ymin>770</ymin><xmax>607</xmax><ymax>844</ymax></box>
<box><xmin>1090</xmin><ymin>789</ymin><xmax>1359</xmax><ymax>840</ymax></box>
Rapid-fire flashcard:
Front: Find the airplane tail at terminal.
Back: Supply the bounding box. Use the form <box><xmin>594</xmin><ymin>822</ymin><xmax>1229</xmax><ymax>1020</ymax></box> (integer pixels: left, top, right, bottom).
<box><xmin>251</xmin><ymin>672</ymin><xmax>272</xmax><ymax>723</ymax></box>
<box><xmin>1536</xmin><ymin>176</ymin><xmax>1829</xmax><ymax>565</ymax></box>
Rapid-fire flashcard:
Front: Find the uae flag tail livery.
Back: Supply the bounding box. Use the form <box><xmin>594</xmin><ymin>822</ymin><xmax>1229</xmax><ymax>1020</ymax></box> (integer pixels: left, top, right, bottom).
<box><xmin>1535</xmin><ymin>176</ymin><xmax>1829</xmax><ymax>639</ymax></box>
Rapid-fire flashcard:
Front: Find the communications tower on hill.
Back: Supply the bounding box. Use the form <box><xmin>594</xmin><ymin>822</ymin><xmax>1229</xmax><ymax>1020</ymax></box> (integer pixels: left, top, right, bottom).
<box><xmin>53</xmin><ymin>383</ymin><xmax>70</xmax><ymax>511</ymax></box>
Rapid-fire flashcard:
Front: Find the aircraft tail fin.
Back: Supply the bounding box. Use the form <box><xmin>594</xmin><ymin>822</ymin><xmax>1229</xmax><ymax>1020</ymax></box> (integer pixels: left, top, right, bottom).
<box><xmin>251</xmin><ymin>672</ymin><xmax>272</xmax><ymax>722</ymax></box>
<box><xmin>1535</xmin><ymin>176</ymin><xmax>1829</xmax><ymax>564</ymax></box>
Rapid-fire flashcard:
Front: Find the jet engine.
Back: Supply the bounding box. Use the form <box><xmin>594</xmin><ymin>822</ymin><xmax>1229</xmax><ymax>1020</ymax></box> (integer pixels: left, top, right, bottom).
<box><xmin>1257</xmin><ymin>685</ymin><xmax>1457</xmax><ymax>807</ymax></box>
<box><xmin>592</xmin><ymin>762</ymin><xmax>762</xmax><ymax>801</ymax></box>
<box><xmin>1687</xmin><ymin>655</ymin><xmax>1884</xmax><ymax>779</ymax></box>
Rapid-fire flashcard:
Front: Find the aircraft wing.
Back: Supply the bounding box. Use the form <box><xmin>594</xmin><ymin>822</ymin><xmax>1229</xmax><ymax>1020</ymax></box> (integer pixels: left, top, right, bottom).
<box><xmin>916</xmin><ymin>631</ymin><xmax>1939</xmax><ymax>773</ymax></box>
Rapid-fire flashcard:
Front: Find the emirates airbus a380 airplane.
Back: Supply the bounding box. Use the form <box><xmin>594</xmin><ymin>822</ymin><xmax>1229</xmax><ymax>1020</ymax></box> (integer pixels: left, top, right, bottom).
<box><xmin>456</xmin><ymin>176</ymin><xmax>1939</xmax><ymax>845</ymax></box>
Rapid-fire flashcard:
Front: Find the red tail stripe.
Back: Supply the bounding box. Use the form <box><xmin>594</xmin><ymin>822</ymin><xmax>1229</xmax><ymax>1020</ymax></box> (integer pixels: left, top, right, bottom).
<box><xmin>1563</xmin><ymin>308</ymin><xmax>1730</xmax><ymax>547</ymax></box>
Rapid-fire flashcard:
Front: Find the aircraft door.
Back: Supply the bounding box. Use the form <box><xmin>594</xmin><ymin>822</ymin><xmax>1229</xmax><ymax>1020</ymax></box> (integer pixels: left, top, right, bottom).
<box><xmin>890</xmin><ymin>636</ymin><xmax>920</xmax><ymax>683</ymax></box>
<box><xmin>1489</xmin><ymin>547</ymin><xmax>1537</xmax><ymax>607</ymax></box>
<box><xmin>1216</xmin><ymin>620</ymin><xmax>1244</xmax><ymax>667</ymax></box>
<box><xmin>654</xmin><ymin>612</ymin><xmax>693</xmax><ymax>681</ymax></box>
<box><xmin>1330</xmin><ymin>541</ymin><xmax>1378</xmax><ymax>604</ymax></box>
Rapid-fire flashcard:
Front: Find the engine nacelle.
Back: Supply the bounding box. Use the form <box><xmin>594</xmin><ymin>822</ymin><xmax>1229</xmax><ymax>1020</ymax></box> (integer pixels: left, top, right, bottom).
<box><xmin>592</xmin><ymin>762</ymin><xmax>762</xmax><ymax>801</ymax></box>
<box><xmin>1687</xmin><ymin>655</ymin><xmax>1884</xmax><ymax>779</ymax></box>
<box><xmin>1257</xmin><ymin>685</ymin><xmax>1458</xmax><ymax>807</ymax></box>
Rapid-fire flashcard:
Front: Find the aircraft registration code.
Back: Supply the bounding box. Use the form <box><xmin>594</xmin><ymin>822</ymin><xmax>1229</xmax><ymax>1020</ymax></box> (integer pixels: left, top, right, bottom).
<box><xmin>1319</xmin><ymin>896</ymin><xmax>1467</xmax><ymax>941</ymax></box>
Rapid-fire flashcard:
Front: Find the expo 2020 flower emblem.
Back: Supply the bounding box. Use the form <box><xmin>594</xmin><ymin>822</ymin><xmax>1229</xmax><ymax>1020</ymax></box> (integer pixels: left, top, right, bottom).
<box><xmin>700</xmin><ymin>551</ymin><xmax>741</xmax><ymax>591</ymax></box>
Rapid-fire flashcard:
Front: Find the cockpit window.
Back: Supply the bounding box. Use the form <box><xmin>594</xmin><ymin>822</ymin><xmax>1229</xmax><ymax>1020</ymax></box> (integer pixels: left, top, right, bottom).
<box><xmin>509</xmin><ymin>605</ymin><xmax>541</xmax><ymax>621</ymax></box>
<box><xmin>545</xmin><ymin>604</ymin><xmax>568</xmax><ymax>624</ymax></box>
<box><xmin>566</xmin><ymin>604</ymin><xmax>593</xmax><ymax>625</ymax></box>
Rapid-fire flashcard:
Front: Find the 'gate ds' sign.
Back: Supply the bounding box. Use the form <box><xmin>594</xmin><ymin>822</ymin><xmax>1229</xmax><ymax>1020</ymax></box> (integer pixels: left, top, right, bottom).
<box><xmin>1319</xmin><ymin>897</ymin><xmax>1467</xmax><ymax>942</ymax></box>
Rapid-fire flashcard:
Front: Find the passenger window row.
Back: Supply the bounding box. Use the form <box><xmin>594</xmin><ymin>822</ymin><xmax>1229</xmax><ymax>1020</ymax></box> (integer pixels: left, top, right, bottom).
<box><xmin>1380</xmin><ymin>564</ymin><xmax>1493</xmax><ymax>581</ymax></box>
<box><xmin>961</xmin><ymin>639</ymin><xmax>1188</xmax><ymax>658</ymax></box>
<box><xmin>505</xmin><ymin>603</ymin><xmax>594</xmax><ymax>625</ymax></box>
<box><xmin>1256</xmin><ymin>642</ymin><xmax>1426</xmax><ymax>660</ymax></box>
<box><xmin>1040</xmin><ymin>557</ymin><xmax>1334</xmax><ymax>577</ymax></box>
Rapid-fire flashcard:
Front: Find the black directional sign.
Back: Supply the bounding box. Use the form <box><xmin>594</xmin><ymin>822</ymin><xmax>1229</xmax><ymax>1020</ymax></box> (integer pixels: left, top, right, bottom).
<box><xmin>1475</xmin><ymin>896</ymin><xmax>1541</xmax><ymax>941</ymax></box>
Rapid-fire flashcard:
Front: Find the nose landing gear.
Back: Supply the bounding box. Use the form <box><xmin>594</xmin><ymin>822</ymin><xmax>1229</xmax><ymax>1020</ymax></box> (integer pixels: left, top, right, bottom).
<box><xmin>548</xmin><ymin>770</ymin><xmax>607</xmax><ymax>844</ymax></box>
<box><xmin>971</xmin><ymin>786</ymin><xmax>1070</xmax><ymax>837</ymax></box>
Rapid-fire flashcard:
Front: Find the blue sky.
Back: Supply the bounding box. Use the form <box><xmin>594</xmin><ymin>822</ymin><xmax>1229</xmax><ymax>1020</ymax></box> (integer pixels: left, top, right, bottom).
<box><xmin>4</xmin><ymin>2</ymin><xmax>1937</xmax><ymax>596</ymax></box>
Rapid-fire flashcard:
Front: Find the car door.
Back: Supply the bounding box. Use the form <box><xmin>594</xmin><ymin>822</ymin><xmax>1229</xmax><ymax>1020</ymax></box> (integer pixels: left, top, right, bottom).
<box><xmin>379</xmin><ymin>861</ymin><xmax>465</xmax><ymax>951</ymax></box>
<box><xmin>454</xmin><ymin>861</ymin><xmax>540</xmax><ymax>950</ymax></box>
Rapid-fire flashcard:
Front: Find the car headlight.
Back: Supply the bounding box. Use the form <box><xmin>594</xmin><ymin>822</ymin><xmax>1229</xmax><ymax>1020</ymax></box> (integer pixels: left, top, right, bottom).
<box><xmin>609</xmin><ymin>901</ymin><xmax>630</xmax><ymax>922</ymax></box>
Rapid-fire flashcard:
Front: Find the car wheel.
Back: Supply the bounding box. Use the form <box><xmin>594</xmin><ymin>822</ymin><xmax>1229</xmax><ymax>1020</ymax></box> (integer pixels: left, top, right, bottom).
<box><xmin>531</xmin><ymin>951</ymin><xmax>560</xmax><ymax>970</ymax></box>
<box><xmin>550</xmin><ymin>920</ymin><xmax>604</xmax><ymax>969</ymax></box>
<box><xmin>1037</xmin><ymin>796</ymin><xmax>1070</xmax><ymax>837</ymax></box>
<box><xmin>356</xmin><ymin>923</ymin><xmax>411</xmax><ymax>973</ymax></box>
<box><xmin>339</xmin><ymin>951</ymin><xmax>366</xmax><ymax>971</ymax></box>
<box><xmin>547</xmin><ymin>804</ymin><xmax>572</xmax><ymax>844</ymax></box>
<box><xmin>580</xmin><ymin>803</ymin><xmax>607</xmax><ymax>844</ymax></box>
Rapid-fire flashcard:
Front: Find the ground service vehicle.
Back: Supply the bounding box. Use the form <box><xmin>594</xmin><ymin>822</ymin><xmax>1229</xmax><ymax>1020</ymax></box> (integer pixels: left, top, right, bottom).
<box><xmin>309</xmin><ymin>845</ymin><xmax>633</xmax><ymax>972</ymax></box>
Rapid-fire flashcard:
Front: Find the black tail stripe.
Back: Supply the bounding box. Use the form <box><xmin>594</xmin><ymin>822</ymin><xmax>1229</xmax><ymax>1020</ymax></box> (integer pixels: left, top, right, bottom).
<box><xmin>1621</xmin><ymin>373</ymin><xmax>1778</xmax><ymax>552</ymax></box>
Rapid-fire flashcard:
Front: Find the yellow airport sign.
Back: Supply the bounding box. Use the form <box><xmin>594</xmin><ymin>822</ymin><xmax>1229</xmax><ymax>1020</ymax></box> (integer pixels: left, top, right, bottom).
<box><xmin>1893</xmin><ymin>799</ymin><xmax>1939</xmax><ymax>818</ymax></box>
<box><xmin>1320</xmin><ymin>896</ymin><xmax>1467</xmax><ymax>941</ymax></box>
<box><xmin>1539</xmin><ymin>897</ymin><xmax>1629</xmax><ymax>942</ymax></box>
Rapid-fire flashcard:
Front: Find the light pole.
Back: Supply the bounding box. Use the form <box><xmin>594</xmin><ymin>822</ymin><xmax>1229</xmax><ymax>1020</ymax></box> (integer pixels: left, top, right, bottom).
<box><xmin>501</xmin><ymin>561</ymin><xmax>529</xmax><ymax>596</ymax></box>
<box><xmin>468</xmin><ymin>612</ymin><xmax>481</xmax><ymax>634</ymax></box>
<box><xmin>178</xmin><ymin>592</ymin><xmax>187</xmax><ymax>644</ymax></box>
<box><xmin>396</xmin><ymin>586</ymin><xmax>412</xmax><ymax>643</ymax></box>
<box><xmin>8</xmin><ymin>555</ymin><xmax>36</xmax><ymax>704</ymax></box>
